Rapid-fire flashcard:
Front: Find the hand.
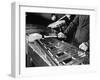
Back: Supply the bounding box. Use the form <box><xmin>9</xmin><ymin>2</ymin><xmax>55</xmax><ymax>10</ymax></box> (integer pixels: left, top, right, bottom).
<box><xmin>27</xmin><ymin>33</ymin><xmax>42</xmax><ymax>42</ymax></box>
<box><xmin>78</xmin><ymin>42</ymin><xmax>88</xmax><ymax>57</ymax></box>
<box><xmin>78</xmin><ymin>51</ymin><xmax>86</xmax><ymax>57</ymax></box>
<box><xmin>48</xmin><ymin>20</ymin><xmax>65</xmax><ymax>28</ymax></box>
<box><xmin>79</xmin><ymin>42</ymin><xmax>88</xmax><ymax>51</ymax></box>
<box><xmin>58</xmin><ymin>32</ymin><xmax>66</xmax><ymax>38</ymax></box>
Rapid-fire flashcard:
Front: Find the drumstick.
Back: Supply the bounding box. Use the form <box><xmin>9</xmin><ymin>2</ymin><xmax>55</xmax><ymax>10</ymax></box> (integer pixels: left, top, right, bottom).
<box><xmin>48</xmin><ymin>14</ymin><xmax>67</xmax><ymax>28</ymax></box>
<box><xmin>44</xmin><ymin>35</ymin><xmax>57</xmax><ymax>38</ymax></box>
<box><xmin>57</xmin><ymin>14</ymin><xmax>67</xmax><ymax>21</ymax></box>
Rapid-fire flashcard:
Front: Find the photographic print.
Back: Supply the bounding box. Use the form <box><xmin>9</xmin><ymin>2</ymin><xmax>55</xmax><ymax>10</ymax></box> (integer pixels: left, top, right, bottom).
<box><xmin>11</xmin><ymin>2</ymin><xmax>96</xmax><ymax>77</ymax></box>
<box><xmin>25</xmin><ymin>12</ymin><xmax>90</xmax><ymax>67</ymax></box>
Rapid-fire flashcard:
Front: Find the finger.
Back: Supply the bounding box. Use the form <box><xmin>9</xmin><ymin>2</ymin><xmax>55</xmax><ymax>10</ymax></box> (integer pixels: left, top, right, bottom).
<box><xmin>78</xmin><ymin>52</ymin><xmax>86</xmax><ymax>57</ymax></box>
<box><xmin>78</xmin><ymin>51</ymin><xmax>83</xmax><ymax>56</ymax></box>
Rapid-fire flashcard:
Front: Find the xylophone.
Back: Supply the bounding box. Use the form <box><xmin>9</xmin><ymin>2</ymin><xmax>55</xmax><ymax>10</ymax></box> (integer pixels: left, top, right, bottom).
<box><xmin>28</xmin><ymin>37</ymin><xmax>89</xmax><ymax>66</ymax></box>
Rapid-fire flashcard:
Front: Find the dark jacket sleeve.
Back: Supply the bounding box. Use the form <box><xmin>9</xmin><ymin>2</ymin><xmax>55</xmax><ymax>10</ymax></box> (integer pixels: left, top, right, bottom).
<box><xmin>64</xmin><ymin>15</ymin><xmax>79</xmax><ymax>34</ymax></box>
<box><xmin>74</xmin><ymin>15</ymin><xmax>89</xmax><ymax>44</ymax></box>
